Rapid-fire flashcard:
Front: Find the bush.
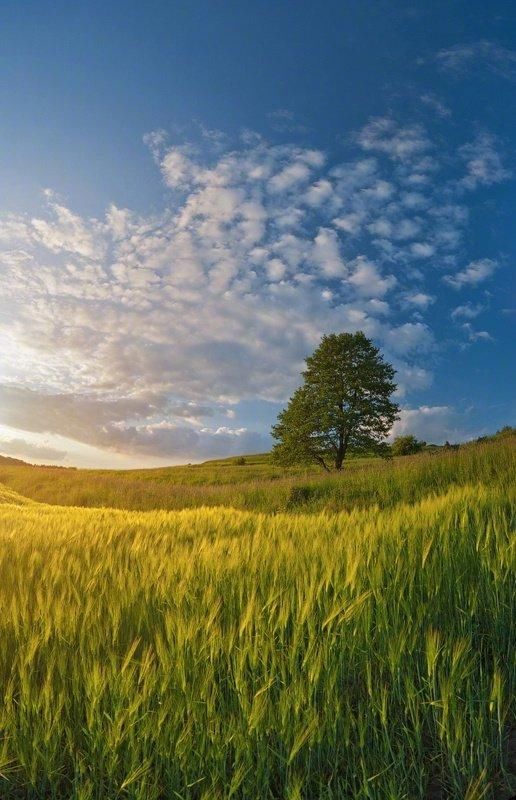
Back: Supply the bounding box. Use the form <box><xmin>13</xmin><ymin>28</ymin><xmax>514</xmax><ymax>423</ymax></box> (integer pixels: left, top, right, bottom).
<box><xmin>286</xmin><ymin>484</ymin><xmax>315</xmax><ymax>508</ymax></box>
<box><xmin>391</xmin><ymin>435</ymin><xmax>426</xmax><ymax>456</ymax></box>
<box><xmin>234</xmin><ymin>456</ymin><xmax>247</xmax><ymax>466</ymax></box>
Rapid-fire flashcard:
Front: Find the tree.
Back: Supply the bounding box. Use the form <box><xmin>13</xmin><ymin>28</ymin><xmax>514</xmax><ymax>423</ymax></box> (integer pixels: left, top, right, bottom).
<box><xmin>391</xmin><ymin>434</ymin><xmax>426</xmax><ymax>456</ymax></box>
<box><xmin>271</xmin><ymin>332</ymin><xmax>399</xmax><ymax>471</ymax></box>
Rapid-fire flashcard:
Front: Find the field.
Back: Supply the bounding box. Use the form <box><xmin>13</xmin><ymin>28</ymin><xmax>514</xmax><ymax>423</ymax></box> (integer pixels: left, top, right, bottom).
<box><xmin>0</xmin><ymin>438</ymin><xmax>514</xmax><ymax>798</ymax></box>
<box><xmin>0</xmin><ymin>440</ymin><xmax>512</xmax><ymax>514</ymax></box>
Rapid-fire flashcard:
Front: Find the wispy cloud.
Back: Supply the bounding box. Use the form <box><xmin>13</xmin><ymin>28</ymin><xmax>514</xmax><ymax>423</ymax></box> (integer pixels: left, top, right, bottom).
<box><xmin>449</xmin><ymin>302</ymin><xmax>493</xmax><ymax>345</ymax></box>
<box><xmin>420</xmin><ymin>93</ymin><xmax>452</xmax><ymax>118</ymax></box>
<box><xmin>436</xmin><ymin>40</ymin><xmax>516</xmax><ymax>80</ymax></box>
<box><xmin>460</xmin><ymin>323</ymin><xmax>493</xmax><ymax>343</ymax></box>
<box><xmin>267</xmin><ymin>109</ymin><xmax>309</xmax><ymax>135</ymax></box>
<box><xmin>357</xmin><ymin>117</ymin><xmax>431</xmax><ymax>162</ymax></box>
<box><xmin>450</xmin><ymin>302</ymin><xmax>484</xmax><ymax>320</ymax></box>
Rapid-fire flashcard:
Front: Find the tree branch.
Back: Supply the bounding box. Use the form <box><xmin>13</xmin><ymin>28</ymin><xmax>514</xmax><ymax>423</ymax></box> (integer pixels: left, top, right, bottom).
<box><xmin>313</xmin><ymin>452</ymin><xmax>331</xmax><ymax>472</ymax></box>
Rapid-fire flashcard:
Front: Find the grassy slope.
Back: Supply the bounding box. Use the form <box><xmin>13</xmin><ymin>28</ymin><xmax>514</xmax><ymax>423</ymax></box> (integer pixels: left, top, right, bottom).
<box><xmin>0</xmin><ymin>436</ymin><xmax>513</xmax><ymax>513</ymax></box>
<box><xmin>0</xmin><ymin>439</ymin><xmax>514</xmax><ymax>798</ymax></box>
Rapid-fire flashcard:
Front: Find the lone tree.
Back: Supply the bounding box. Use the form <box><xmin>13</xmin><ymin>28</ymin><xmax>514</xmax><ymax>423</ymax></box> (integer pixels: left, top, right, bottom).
<box><xmin>271</xmin><ymin>332</ymin><xmax>399</xmax><ymax>471</ymax></box>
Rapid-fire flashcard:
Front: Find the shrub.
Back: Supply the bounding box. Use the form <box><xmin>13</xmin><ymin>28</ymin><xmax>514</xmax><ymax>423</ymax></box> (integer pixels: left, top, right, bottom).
<box><xmin>286</xmin><ymin>484</ymin><xmax>315</xmax><ymax>507</ymax></box>
<box><xmin>391</xmin><ymin>435</ymin><xmax>426</xmax><ymax>456</ymax></box>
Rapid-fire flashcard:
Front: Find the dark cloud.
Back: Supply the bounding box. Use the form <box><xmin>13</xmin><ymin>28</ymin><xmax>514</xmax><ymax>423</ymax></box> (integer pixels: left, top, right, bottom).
<box><xmin>0</xmin><ymin>385</ymin><xmax>267</xmax><ymax>459</ymax></box>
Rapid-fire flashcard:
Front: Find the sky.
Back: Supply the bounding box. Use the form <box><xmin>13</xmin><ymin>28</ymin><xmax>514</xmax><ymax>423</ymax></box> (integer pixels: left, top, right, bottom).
<box><xmin>0</xmin><ymin>0</ymin><xmax>515</xmax><ymax>468</ymax></box>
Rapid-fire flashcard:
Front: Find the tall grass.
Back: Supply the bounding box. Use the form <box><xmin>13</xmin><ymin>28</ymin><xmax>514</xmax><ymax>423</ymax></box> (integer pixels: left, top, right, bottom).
<box><xmin>0</xmin><ymin>470</ymin><xmax>514</xmax><ymax>797</ymax></box>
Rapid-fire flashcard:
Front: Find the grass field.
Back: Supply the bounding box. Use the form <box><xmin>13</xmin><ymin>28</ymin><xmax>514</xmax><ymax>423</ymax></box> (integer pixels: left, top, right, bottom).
<box><xmin>0</xmin><ymin>438</ymin><xmax>514</xmax><ymax>798</ymax></box>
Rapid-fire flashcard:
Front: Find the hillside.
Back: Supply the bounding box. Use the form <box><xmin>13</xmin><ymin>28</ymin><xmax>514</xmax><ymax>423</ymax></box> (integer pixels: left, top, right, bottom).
<box><xmin>0</xmin><ymin>453</ymin><xmax>32</xmax><ymax>467</ymax></box>
<box><xmin>0</xmin><ymin>434</ymin><xmax>514</xmax><ymax>513</ymax></box>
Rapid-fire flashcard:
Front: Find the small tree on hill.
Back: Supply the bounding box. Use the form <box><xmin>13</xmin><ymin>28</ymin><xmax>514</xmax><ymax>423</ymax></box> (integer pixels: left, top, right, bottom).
<box><xmin>391</xmin><ymin>434</ymin><xmax>426</xmax><ymax>456</ymax></box>
<box><xmin>271</xmin><ymin>331</ymin><xmax>399</xmax><ymax>471</ymax></box>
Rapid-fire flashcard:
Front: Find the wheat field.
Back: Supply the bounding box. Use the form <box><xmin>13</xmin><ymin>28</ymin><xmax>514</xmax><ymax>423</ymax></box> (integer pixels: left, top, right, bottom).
<box><xmin>0</xmin><ymin>441</ymin><xmax>514</xmax><ymax>798</ymax></box>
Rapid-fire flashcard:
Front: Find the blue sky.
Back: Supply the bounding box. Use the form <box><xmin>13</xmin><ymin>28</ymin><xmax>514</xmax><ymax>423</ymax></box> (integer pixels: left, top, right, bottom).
<box><xmin>0</xmin><ymin>0</ymin><xmax>514</xmax><ymax>467</ymax></box>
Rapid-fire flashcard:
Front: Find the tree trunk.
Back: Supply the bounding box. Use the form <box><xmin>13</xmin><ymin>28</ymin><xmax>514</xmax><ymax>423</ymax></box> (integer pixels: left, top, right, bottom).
<box><xmin>334</xmin><ymin>430</ymin><xmax>349</xmax><ymax>470</ymax></box>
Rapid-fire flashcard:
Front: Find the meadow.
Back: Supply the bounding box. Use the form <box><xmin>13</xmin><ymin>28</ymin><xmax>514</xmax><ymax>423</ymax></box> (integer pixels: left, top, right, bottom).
<box><xmin>0</xmin><ymin>438</ymin><xmax>514</xmax><ymax>798</ymax></box>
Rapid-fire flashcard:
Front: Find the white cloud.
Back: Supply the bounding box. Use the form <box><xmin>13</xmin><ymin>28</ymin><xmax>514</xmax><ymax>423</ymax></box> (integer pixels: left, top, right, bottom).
<box><xmin>404</xmin><ymin>292</ymin><xmax>435</xmax><ymax>309</ymax></box>
<box><xmin>348</xmin><ymin>257</ymin><xmax>396</xmax><ymax>297</ymax></box>
<box><xmin>267</xmin><ymin>148</ymin><xmax>324</xmax><ymax>194</ymax></box>
<box><xmin>401</xmin><ymin>192</ymin><xmax>428</xmax><ymax>210</ymax></box>
<box><xmin>367</xmin><ymin>219</ymin><xmax>393</xmax><ymax>237</ymax></box>
<box><xmin>143</xmin><ymin>128</ymin><xmax>168</xmax><ymax>158</ymax></box>
<box><xmin>266</xmin><ymin>258</ymin><xmax>286</xmax><ymax>281</ymax></box>
<box><xmin>304</xmin><ymin>179</ymin><xmax>334</xmax><ymax>207</ymax></box>
<box><xmin>459</xmin><ymin>133</ymin><xmax>511</xmax><ymax>190</ymax></box>
<box><xmin>451</xmin><ymin>302</ymin><xmax>484</xmax><ymax>320</ymax></box>
<box><xmin>393</xmin><ymin>218</ymin><xmax>421</xmax><ymax>240</ymax></box>
<box><xmin>460</xmin><ymin>323</ymin><xmax>493</xmax><ymax>343</ymax></box>
<box><xmin>312</xmin><ymin>228</ymin><xmax>347</xmax><ymax>277</ymax></box>
<box><xmin>444</xmin><ymin>258</ymin><xmax>498</xmax><ymax>288</ymax></box>
<box><xmin>269</xmin><ymin>161</ymin><xmax>311</xmax><ymax>193</ymax></box>
<box><xmin>392</xmin><ymin>365</ymin><xmax>432</xmax><ymax>397</ymax></box>
<box><xmin>333</xmin><ymin>212</ymin><xmax>364</xmax><ymax>234</ymax></box>
<box><xmin>366</xmin><ymin>299</ymin><xmax>390</xmax><ymax>316</ymax></box>
<box><xmin>410</xmin><ymin>242</ymin><xmax>435</xmax><ymax>258</ymax></box>
<box><xmin>160</xmin><ymin>147</ymin><xmax>200</xmax><ymax>188</ymax></box>
<box><xmin>0</xmin><ymin>215</ymin><xmax>32</xmax><ymax>245</ymax></box>
<box><xmin>31</xmin><ymin>203</ymin><xmax>104</xmax><ymax>259</ymax></box>
<box><xmin>383</xmin><ymin>322</ymin><xmax>433</xmax><ymax>355</ymax></box>
<box><xmin>362</xmin><ymin>179</ymin><xmax>394</xmax><ymax>201</ymax></box>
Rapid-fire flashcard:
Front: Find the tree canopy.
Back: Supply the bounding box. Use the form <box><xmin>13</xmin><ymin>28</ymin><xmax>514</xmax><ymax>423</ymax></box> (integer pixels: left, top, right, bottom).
<box><xmin>271</xmin><ymin>332</ymin><xmax>399</xmax><ymax>471</ymax></box>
